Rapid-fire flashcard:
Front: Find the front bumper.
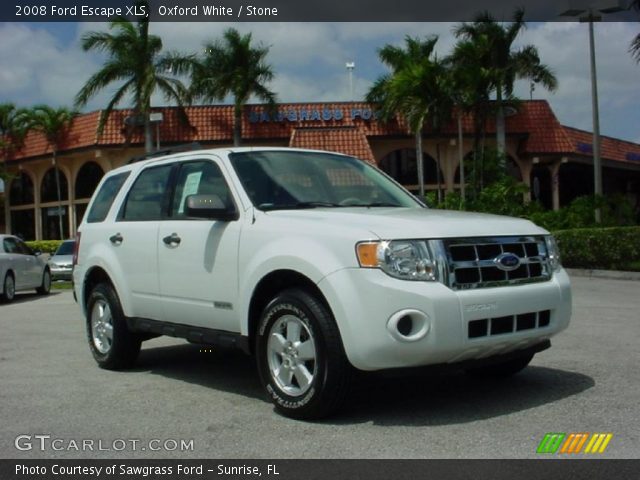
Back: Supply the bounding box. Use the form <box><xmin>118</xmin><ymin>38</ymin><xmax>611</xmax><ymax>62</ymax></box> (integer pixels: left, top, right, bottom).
<box><xmin>50</xmin><ymin>266</ymin><xmax>73</xmax><ymax>281</ymax></box>
<box><xmin>318</xmin><ymin>267</ymin><xmax>572</xmax><ymax>371</ymax></box>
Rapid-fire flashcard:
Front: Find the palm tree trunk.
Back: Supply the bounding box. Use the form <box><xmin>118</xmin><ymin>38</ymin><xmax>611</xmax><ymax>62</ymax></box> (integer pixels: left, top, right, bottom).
<box><xmin>415</xmin><ymin>125</ymin><xmax>425</xmax><ymax>200</ymax></box>
<box><xmin>457</xmin><ymin>112</ymin><xmax>465</xmax><ymax>206</ymax></box>
<box><xmin>53</xmin><ymin>151</ymin><xmax>64</xmax><ymax>239</ymax></box>
<box><xmin>144</xmin><ymin>116</ymin><xmax>153</xmax><ymax>153</ymax></box>
<box><xmin>496</xmin><ymin>85</ymin><xmax>506</xmax><ymax>168</ymax></box>
<box><xmin>435</xmin><ymin>142</ymin><xmax>442</xmax><ymax>203</ymax></box>
<box><xmin>233</xmin><ymin>103</ymin><xmax>242</xmax><ymax>147</ymax></box>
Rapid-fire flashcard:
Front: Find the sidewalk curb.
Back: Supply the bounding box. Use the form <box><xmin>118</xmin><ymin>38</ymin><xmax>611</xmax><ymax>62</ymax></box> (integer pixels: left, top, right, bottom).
<box><xmin>567</xmin><ymin>268</ymin><xmax>640</xmax><ymax>281</ymax></box>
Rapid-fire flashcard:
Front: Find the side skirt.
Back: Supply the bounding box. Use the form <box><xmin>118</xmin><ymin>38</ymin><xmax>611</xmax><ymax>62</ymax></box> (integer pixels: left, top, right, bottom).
<box><xmin>127</xmin><ymin>317</ymin><xmax>251</xmax><ymax>355</ymax></box>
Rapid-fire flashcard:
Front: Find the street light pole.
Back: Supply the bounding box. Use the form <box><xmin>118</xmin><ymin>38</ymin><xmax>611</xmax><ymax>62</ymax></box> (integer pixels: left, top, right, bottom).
<box><xmin>586</xmin><ymin>14</ymin><xmax>603</xmax><ymax>222</ymax></box>
<box><xmin>561</xmin><ymin>2</ymin><xmax>625</xmax><ymax>223</ymax></box>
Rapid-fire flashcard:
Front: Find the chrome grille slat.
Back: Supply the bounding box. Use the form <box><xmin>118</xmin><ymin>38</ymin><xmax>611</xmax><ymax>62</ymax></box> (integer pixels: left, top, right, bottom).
<box><xmin>444</xmin><ymin>236</ymin><xmax>551</xmax><ymax>290</ymax></box>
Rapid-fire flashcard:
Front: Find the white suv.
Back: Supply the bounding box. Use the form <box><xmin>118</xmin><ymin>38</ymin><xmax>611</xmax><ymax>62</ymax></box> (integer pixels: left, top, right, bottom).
<box><xmin>73</xmin><ymin>147</ymin><xmax>572</xmax><ymax>419</ymax></box>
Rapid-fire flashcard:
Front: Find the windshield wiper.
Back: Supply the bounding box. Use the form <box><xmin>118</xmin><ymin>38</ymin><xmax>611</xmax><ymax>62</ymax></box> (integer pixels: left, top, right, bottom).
<box><xmin>258</xmin><ymin>201</ymin><xmax>342</xmax><ymax>211</ymax></box>
<box><xmin>348</xmin><ymin>202</ymin><xmax>401</xmax><ymax>208</ymax></box>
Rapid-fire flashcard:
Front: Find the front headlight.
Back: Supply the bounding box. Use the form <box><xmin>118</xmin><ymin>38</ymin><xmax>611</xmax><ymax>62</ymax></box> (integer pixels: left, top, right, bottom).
<box><xmin>545</xmin><ymin>235</ymin><xmax>562</xmax><ymax>272</ymax></box>
<box><xmin>356</xmin><ymin>240</ymin><xmax>438</xmax><ymax>281</ymax></box>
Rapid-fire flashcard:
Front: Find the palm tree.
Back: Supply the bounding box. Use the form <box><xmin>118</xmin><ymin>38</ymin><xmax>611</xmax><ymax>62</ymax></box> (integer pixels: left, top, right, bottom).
<box><xmin>74</xmin><ymin>1</ymin><xmax>191</xmax><ymax>152</ymax></box>
<box><xmin>0</xmin><ymin>103</ymin><xmax>29</xmax><ymax>155</ymax></box>
<box><xmin>0</xmin><ymin>103</ymin><xmax>30</xmax><ymax>189</ymax></box>
<box><xmin>453</xmin><ymin>8</ymin><xmax>557</xmax><ymax>160</ymax></box>
<box><xmin>27</xmin><ymin>105</ymin><xmax>76</xmax><ymax>239</ymax></box>
<box><xmin>631</xmin><ymin>1</ymin><xmax>640</xmax><ymax>62</ymax></box>
<box><xmin>189</xmin><ymin>28</ymin><xmax>277</xmax><ymax>146</ymax></box>
<box><xmin>366</xmin><ymin>36</ymin><xmax>451</xmax><ymax>199</ymax></box>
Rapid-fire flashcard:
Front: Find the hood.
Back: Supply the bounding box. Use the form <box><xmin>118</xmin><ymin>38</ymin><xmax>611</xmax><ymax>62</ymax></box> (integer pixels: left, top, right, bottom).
<box><xmin>264</xmin><ymin>207</ymin><xmax>547</xmax><ymax>239</ymax></box>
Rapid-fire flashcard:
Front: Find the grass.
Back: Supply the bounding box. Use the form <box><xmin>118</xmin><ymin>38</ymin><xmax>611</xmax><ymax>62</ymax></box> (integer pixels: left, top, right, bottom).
<box><xmin>52</xmin><ymin>281</ymin><xmax>73</xmax><ymax>290</ymax></box>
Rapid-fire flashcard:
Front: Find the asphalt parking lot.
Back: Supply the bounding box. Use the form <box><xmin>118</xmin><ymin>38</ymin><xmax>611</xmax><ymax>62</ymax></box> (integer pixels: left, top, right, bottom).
<box><xmin>0</xmin><ymin>276</ymin><xmax>638</xmax><ymax>459</ymax></box>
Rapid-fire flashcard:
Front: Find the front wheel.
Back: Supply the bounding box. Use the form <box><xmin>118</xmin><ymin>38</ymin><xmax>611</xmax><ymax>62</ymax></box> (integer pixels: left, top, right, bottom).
<box><xmin>86</xmin><ymin>283</ymin><xmax>141</xmax><ymax>370</ymax></box>
<box><xmin>36</xmin><ymin>269</ymin><xmax>51</xmax><ymax>295</ymax></box>
<box><xmin>465</xmin><ymin>353</ymin><xmax>534</xmax><ymax>377</ymax></box>
<box><xmin>256</xmin><ymin>288</ymin><xmax>352</xmax><ymax>420</ymax></box>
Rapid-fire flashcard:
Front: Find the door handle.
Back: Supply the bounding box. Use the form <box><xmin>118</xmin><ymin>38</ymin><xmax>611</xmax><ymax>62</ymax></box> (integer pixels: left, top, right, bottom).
<box><xmin>162</xmin><ymin>233</ymin><xmax>181</xmax><ymax>246</ymax></box>
<box><xmin>109</xmin><ymin>233</ymin><xmax>123</xmax><ymax>245</ymax></box>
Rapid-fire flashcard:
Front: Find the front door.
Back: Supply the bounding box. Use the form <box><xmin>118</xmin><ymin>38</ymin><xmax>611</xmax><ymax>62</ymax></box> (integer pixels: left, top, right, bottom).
<box><xmin>157</xmin><ymin>158</ymin><xmax>241</xmax><ymax>332</ymax></box>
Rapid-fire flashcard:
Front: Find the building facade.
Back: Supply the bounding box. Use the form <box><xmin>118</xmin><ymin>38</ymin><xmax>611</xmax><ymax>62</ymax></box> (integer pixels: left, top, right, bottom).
<box><xmin>2</xmin><ymin>100</ymin><xmax>640</xmax><ymax>240</ymax></box>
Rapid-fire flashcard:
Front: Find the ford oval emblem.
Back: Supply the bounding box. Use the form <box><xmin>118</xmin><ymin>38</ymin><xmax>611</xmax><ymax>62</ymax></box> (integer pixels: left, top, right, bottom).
<box><xmin>495</xmin><ymin>252</ymin><xmax>521</xmax><ymax>271</ymax></box>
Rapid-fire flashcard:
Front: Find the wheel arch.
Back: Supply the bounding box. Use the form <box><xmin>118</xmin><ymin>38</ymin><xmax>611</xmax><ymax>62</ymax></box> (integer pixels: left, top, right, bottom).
<box><xmin>246</xmin><ymin>269</ymin><xmax>332</xmax><ymax>355</ymax></box>
<box><xmin>82</xmin><ymin>266</ymin><xmax>116</xmax><ymax>315</ymax></box>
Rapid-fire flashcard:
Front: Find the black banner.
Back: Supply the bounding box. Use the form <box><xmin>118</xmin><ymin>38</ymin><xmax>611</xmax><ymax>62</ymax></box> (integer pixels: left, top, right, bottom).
<box><xmin>4</xmin><ymin>0</ymin><xmax>639</xmax><ymax>22</ymax></box>
<box><xmin>1</xmin><ymin>460</ymin><xmax>639</xmax><ymax>480</ymax></box>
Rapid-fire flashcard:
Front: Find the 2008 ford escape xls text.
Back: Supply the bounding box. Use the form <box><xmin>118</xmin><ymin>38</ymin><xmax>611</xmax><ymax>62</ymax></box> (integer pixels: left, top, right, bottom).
<box><xmin>73</xmin><ymin>147</ymin><xmax>572</xmax><ymax>419</ymax></box>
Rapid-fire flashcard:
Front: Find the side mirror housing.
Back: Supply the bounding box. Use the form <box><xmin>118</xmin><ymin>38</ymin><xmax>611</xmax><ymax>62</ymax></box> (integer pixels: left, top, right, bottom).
<box><xmin>185</xmin><ymin>194</ymin><xmax>239</xmax><ymax>222</ymax></box>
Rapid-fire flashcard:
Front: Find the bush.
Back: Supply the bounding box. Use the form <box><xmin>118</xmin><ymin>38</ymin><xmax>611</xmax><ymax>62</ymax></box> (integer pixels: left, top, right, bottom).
<box><xmin>554</xmin><ymin>226</ymin><xmax>640</xmax><ymax>271</ymax></box>
<box><xmin>26</xmin><ymin>240</ymin><xmax>63</xmax><ymax>255</ymax></box>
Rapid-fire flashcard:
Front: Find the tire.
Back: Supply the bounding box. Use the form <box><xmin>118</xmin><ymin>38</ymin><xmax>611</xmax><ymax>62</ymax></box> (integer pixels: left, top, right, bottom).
<box><xmin>1</xmin><ymin>272</ymin><xmax>15</xmax><ymax>304</ymax></box>
<box><xmin>256</xmin><ymin>288</ymin><xmax>352</xmax><ymax>420</ymax></box>
<box><xmin>466</xmin><ymin>353</ymin><xmax>534</xmax><ymax>377</ymax></box>
<box><xmin>36</xmin><ymin>269</ymin><xmax>51</xmax><ymax>295</ymax></box>
<box><xmin>86</xmin><ymin>283</ymin><xmax>141</xmax><ymax>370</ymax></box>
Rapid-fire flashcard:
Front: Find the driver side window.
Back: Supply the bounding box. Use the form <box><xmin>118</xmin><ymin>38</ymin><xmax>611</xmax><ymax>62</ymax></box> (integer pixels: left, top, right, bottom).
<box><xmin>170</xmin><ymin>161</ymin><xmax>234</xmax><ymax>219</ymax></box>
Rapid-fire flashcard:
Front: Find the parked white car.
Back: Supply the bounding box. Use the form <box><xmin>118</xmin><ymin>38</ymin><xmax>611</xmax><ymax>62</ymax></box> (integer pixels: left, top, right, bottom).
<box><xmin>73</xmin><ymin>147</ymin><xmax>572</xmax><ymax>419</ymax></box>
<box><xmin>0</xmin><ymin>234</ymin><xmax>52</xmax><ymax>303</ymax></box>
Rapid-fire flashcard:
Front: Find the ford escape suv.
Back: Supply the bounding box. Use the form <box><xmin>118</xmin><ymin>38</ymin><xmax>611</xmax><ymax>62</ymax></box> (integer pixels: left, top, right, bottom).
<box><xmin>73</xmin><ymin>147</ymin><xmax>572</xmax><ymax>419</ymax></box>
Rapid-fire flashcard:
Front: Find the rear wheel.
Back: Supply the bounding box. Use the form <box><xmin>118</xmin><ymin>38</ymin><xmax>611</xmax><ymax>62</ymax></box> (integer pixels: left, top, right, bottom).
<box><xmin>256</xmin><ymin>288</ymin><xmax>352</xmax><ymax>420</ymax></box>
<box><xmin>86</xmin><ymin>283</ymin><xmax>141</xmax><ymax>370</ymax></box>
<box><xmin>36</xmin><ymin>269</ymin><xmax>51</xmax><ymax>295</ymax></box>
<box><xmin>466</xmin><ymin>353</ymin><xmax>534</xmax><ymax>377</ymax></box>
<box><xmin>1</xmin><ymin>273</ymin><xmax>15</xmax><ymax>303</ymax></box>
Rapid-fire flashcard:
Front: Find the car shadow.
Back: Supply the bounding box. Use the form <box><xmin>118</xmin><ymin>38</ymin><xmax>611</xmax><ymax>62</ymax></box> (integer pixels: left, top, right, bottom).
<box><xmin>5</xmin><ymin>291</ymin><xmax>63</xmax><ymax>305</ymax></box>
<box><xmin>132</xmin><ymin>343</ymin><xmax>595</xmax><ymax>426</ymax></box>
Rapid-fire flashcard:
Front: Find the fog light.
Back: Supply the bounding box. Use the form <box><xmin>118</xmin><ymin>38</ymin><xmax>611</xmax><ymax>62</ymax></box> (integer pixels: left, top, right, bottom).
<box><xmin>387</xmin><ymin>309</ymin><xmax>430</xmax><ymax>342</ymax></box>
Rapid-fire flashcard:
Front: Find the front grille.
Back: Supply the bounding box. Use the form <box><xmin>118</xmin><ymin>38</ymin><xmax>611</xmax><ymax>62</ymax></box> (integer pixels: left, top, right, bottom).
<box><xmin>468</xmin><ymin>310</ymin><xmax>552</xmax><ymax>339</ymax></box>
<box><xmin>444</xmin><ymin>236</ymin><xmax>551</xmax><ymax>290</ymax></box>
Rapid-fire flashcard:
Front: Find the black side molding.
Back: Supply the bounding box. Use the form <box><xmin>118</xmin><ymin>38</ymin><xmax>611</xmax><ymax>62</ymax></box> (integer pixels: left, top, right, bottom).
<box><xmin>127</xmin><ymin>317</ymin><xmax>251</xmax><ymax>355</ymax></box>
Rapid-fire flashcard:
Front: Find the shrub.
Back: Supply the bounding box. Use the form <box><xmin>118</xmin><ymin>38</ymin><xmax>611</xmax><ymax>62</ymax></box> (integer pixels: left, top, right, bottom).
<box><xmin>554</xmin><ymin>226</ymin><xmax>640</xmax><ymax>271</ymax></box>
<box><xmin>26</xmin><ymin>240</ymin><xmax>63</xmax><ymax>255</ymax></box>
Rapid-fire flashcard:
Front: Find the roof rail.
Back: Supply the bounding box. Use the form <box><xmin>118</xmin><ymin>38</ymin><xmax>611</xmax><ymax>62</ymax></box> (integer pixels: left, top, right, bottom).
<box><xmin>127</xmin><ymin>142</ymin><xmax>203</xmax><ymax>164</ymax></box>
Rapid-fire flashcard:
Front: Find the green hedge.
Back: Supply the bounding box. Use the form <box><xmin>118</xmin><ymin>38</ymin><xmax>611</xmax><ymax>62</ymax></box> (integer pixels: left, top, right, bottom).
<box><xmin>25</xmin><ymin>240</ymin><xmax>63</xmax><ymax>255</ymax></box>
<box><xmin>554</xmin><ymin>226</ymin><xmax>640</xmax><ymax>271</ymax></box>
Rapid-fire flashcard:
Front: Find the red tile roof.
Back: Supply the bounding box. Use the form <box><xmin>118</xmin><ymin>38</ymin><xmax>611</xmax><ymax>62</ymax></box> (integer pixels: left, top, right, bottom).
<box><xmin>562</xmin><ymin>126</ymin><xmax>640</xmax><ymax>164</ymax></box>
<box><xmin>289</xmin><ymin>127</ymin><xmax>376</xmax><ymax>164</ymax></box>
<box><xmin>3</xmin><ymin>100</ymin><xmax>639</xmax><ymax>167</ymax></box>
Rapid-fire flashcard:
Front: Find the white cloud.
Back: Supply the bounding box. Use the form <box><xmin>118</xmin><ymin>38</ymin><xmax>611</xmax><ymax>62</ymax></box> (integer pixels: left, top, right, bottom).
<box><xmin>2</xmin><ymin>21</ymin><xmax>639</xmax><ymax>142</ymax></box>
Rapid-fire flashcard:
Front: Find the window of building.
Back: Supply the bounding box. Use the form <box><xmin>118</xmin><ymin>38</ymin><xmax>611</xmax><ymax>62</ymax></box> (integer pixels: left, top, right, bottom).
<box><xmin>75</xmin><ymin>162</ymin><xmax>105</xmax><ymax>199</ymax></box>
<box><xmin>10</xmin><ymin>210</ymin><xmax>35</xmax><ymax>241</ymax></box>
<box><xmin>9</xmin><ymin>172</ymin><xmax>34</xmax><ymax>206</ymax></box>
<box><xmin>41</xmin><ymin>206</ymin><xmax>69</xmax><ymax>240</ymax></box>
<box><xmin>379</xmin><ymin>148</ymin><xmax>443</xmax><ymax>187</ymax></box>
<box><xmin>41</xmin><ymin>167</ymin><xmax>69</xmax><ymax>203</ymax></box>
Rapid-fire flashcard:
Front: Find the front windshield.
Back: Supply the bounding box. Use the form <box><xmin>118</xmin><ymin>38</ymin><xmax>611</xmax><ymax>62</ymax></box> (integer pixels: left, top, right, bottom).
<box><xmin>229</xmin><ymin>150</ymin><xmax>422</xmax><ymax>210</ymax></box>
<box><xmin>55</xmin><ymin>241</ymin><xmax>75</xmax><ymax>256</ymax></box>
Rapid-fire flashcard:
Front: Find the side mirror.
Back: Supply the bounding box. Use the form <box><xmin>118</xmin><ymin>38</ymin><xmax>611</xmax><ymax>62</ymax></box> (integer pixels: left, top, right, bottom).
<box><xmin>185</xmin><ymin>194</ymin><xmax>239</xmax><ymax>222</ymax></box>
<box><xmin>34</xmin><ymin>250</ymin><xmax>42</xmax><ymax>257</ymax></box>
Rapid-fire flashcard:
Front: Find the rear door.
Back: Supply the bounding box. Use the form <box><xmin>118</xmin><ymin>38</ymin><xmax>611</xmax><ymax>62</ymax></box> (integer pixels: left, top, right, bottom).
<box><xmin>111</xmin><ymin>163</ymin><xmax>174</xmax><ymax>320</ymax></box>
<box><xmin>157</xmin><ymin>158</ymin><xmax>241</xmax><ymax>332</ymax></box>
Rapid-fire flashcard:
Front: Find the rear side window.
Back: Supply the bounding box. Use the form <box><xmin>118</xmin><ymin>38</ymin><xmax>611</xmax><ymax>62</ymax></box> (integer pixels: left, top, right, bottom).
<box><xmin>86</xmin><ymin>172</ymin><xmax>130</xmax><ymax>223</ymax></box>
<box><xmin>120</xmin><ymin>165</ymin><xmax>173</xmax><ymax>221</ymax></box>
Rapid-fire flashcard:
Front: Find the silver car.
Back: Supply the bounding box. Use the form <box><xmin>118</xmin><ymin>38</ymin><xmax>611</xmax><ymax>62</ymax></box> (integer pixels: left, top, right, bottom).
<box><xmin>0</xmin><ymin>234</ymin><xmax>51</xmax><ymax>303</ymax></box>
<box><xmin>48</xmin><ymin>240</ymin><xmax>75</xmax><ymax>281</ymax></box>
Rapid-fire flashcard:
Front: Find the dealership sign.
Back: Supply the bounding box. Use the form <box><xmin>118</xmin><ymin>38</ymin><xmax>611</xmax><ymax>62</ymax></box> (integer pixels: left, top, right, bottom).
<box><xmin>248</xmin><ymin>106</ymin><xmax>378</xmax><ymax>123</ymax></box>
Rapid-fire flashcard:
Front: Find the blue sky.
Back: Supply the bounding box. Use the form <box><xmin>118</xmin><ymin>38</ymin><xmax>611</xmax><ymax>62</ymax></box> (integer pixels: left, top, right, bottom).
<box><xmin>1</xmin><ymin>21</ymin><xmax>639</xmax><ymax>145</ymax></box>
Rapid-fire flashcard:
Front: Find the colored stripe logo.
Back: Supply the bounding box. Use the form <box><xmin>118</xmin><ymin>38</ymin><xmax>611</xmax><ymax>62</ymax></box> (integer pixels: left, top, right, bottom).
<box><xmin>537</xmin><ymin>433</ymin><xmax>613</xmax><ymax>454</ymax></box>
